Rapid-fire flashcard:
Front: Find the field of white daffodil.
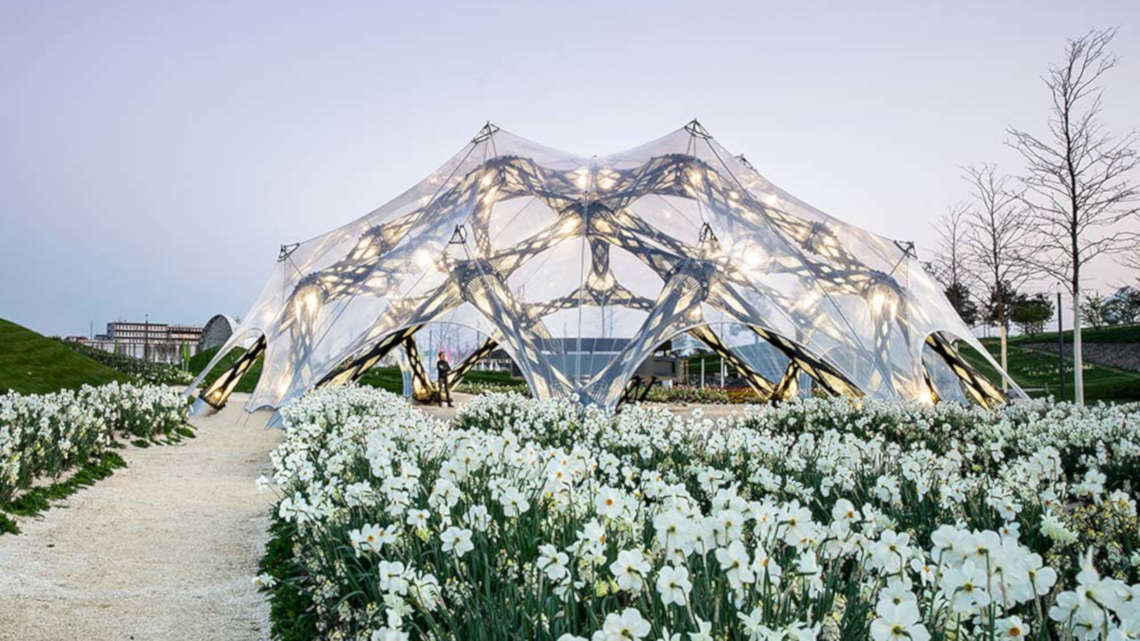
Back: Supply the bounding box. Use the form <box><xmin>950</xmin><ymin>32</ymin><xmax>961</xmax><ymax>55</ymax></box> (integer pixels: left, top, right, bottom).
<box><xmin>0</xmin><ymin>382</ymin><xmax>189</xmax><ymax>518</ymax></box>
<box><xmin>259</xmin><ymin>387</ymin><xmax>1140</xmax><ymax>641</ymax></box>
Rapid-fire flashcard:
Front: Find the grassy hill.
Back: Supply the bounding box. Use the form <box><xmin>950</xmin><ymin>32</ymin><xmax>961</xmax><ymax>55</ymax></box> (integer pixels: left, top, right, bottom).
<box><xmin>0</xmin><ymin>319</ymin><xmax>131</xmax><ymax>395</ymax></box>
<box><xmin>960</xmin><ymin>326</ymin><xmax>1140</xmax><ymax>403</ymax></box>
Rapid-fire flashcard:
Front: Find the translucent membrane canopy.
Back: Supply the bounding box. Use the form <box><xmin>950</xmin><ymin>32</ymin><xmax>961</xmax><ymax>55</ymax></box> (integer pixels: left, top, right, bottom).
<box><xmin>189</xmin><ymin>121</ymin><xmax>1023</xmax><ymax>411</ymax></box>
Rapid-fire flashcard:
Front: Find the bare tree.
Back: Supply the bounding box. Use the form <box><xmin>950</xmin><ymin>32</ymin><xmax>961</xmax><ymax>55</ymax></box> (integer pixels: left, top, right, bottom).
<box><xmin>930</xmin><ymin>203</ymin><xmax>981</xmax><ymax>326</ymax></box>
<box><xmin>1008</xmin><ymin>28</ymin><xmax>1139</xmax><ymax>404</ymax></box>
<box><xmin>932</xmin><ymin>203</ymin><xmax>973</xmax><ymax>287</ymax></box>
<box><xmin>962</xmin><ymin>164</ymin><xmax>1035</xmax><ymax>389</ymax></box>
<box><xmin>1122</xmin><ymin>248</ymin><xmax>1140</xmax><ymax>276</ymax></box>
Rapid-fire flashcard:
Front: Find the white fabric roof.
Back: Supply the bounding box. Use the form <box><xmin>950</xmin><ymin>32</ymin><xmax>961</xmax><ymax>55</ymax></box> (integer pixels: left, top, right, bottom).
<box><xmin>190</xmin><ymin>121</ymin><xmax>1021</xmax><ymax>410</ymax></box>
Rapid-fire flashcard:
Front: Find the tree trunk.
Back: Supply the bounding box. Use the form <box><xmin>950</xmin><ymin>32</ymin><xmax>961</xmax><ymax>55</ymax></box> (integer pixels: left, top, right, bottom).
<box><xmin>999</xmin><ymin>323</ymin><xmax>1008</xmax><ymax>392</ymax></box>
<box><xmin>1071</xmin><ymin>282</ymin><xmax>1084</xmax><ymax>405</ymax></box>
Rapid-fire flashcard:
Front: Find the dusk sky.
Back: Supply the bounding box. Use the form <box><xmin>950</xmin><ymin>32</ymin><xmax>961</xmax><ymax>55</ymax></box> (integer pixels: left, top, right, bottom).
<box><xmin>2</xmin><ymin>0</ymin><xmax>1138</xmax><ymax>337</ymax></box>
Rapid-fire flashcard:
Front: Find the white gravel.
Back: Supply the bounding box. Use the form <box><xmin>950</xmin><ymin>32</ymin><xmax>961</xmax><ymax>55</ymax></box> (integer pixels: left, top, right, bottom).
<box><xmin>0</xmin><ymin>393</ymin><xmax>281</xmax><ymax>641</ymax></box>
<box><xmin>0</xmin><ymin>388</ymin><xmax>754</xmax><ymax>640</ymax></box>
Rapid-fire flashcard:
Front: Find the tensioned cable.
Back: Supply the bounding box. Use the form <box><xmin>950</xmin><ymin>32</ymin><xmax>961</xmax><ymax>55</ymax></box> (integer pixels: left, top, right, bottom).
<box><xmin>457</xmin><ymin>127</ymin><xmax>575</xmax><ymax>394</ymax></box>
<box><xmin>572</xmin><ymin>157</ymin><xmax>596</xmax><ymax>387</ymax></box>
<box><xmin>499</xmin><ymin>228</ymin><xmax>578</xmax><ymax>306</ymax></box>
<box><xmin>559</xmin><ymin>132</ymin><xmax>716</xmax><ymax>395</ymax></box>
<box><xmin>680</xmin><ymin>156</ymin><xmax>818</xmax><ymax>375</ymax></box>
<box><xmin>562</xmin><ymin>131</ymin><xmax>715</xmax><ymax>398</ymax></box>
<box><xmin>457</xmin><ymin>210</ymin><xmax>564</xmax><ymax>396</ymax></box>
<box><xmin>684</xmin><ymin>133</ymin><xmax>709</xmax><ymax>227</ymax></box>
<box><xmin>693</xmin><ymin>133</ymin><xmax>870</xmax><ymax>374</ymax></box>
<box><xmin>429</xmin><ymin>248</ymin><xmax>510</xmax><ymax>361</ymax></box>
<box><xmin>299</xmin><ymin>139</ymin><xmax>485</xmax><ymax>381</ymax></box>
<box><xmin>478</xmin><ymin>165</ymin><xmax>585</xmax><ymax>309</ymax></box>
<box><xmin>488</xmin><ymin>124</ymin><xmax>500</xmax><ymax>160</ymax></box>
<box><xmin>286</xmin><ymin>254</ymin><xmax>307</xmax><ymax>281</ymax></box>
<box><xmin>475</xmin><ymin>190</ymin><xmax>593</xmax><ymax>327</ymax></box>
<box><xmin>486</xmin><ymin>196</ymin><xmax>541</xmax><ymax>248</ymax></box>
<box><xmin>702</xmin><ymin>143</ymin><xmax>864</xmax><ymax>365</ymax></box>
<box><xmin>652</xmin><ymin>193</ymin><xmax>705</xmax><ymax>240</ymax></box>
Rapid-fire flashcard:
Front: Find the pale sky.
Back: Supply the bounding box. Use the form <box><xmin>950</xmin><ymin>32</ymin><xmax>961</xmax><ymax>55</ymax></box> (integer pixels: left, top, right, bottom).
<box><xmin>2</xmin><ymin>0</ymin><xmax>1138</xmax><ymax>336</ymax></box>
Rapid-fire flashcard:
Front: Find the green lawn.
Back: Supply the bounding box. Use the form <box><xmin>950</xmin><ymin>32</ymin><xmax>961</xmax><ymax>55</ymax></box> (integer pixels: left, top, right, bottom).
<box><xmin>1006</xmin><ymin>323</ymin><xmax>1140</xmax><ymax>346</ymax></box>
<box><xmin>0</xmin><ymin>319</ymin><xmax>131</xmax><ymax>395</ymax></box>
<box><xmin>187</xmin><ymin>345</ymin><xmax>264</xmax><ymax>394</ymax></box>
<box><xmin>357</xmin><ymin>367</ymin><xmax>402</xmax><ymax>393</ymax></box>
<box><xmin>960</xmin><ymin>339</ymin><xmax>1140</xmax><ymax>403</ymax></box>
<box><xmin>357</xmin><ymin>367</ymin><xmax>521</xmax><ymax>393</ymax></box>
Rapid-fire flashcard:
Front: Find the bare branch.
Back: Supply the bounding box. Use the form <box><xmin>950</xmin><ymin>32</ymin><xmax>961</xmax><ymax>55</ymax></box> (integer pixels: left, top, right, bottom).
<box><xmin>1006</xmin><ymin>27</ymin><xmax>1140</xmax><ymax>294</ymax></box>
<box><xmin>930</xmin><ymin>202</ymin><xmax>974</xmax><ymax>288</ymax></box>
<box><xmin>1121</xmin><ymin>246</ymin><xmax>1140</xmax><ymax>276</ymax></box>
<box><xmin>960</xmin><ymin>164</ymin><xmax>1035</xmax><ymax>326</ymax></box>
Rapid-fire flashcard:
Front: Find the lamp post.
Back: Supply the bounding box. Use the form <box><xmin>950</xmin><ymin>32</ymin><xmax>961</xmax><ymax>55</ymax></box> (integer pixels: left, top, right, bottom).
<box><xmin>144</xmin><ymin>313</ymin><xmax>149</xmax><ymax>363</ymax></box>
<box><xmin>1056</xmin><ymin>286</ymin><xmax>1064</xmax><ymax>402</ymax></box>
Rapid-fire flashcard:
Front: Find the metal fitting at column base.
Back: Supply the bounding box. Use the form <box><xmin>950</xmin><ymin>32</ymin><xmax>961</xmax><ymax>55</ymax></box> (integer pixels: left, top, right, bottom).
<box><xmin>189</xmin><ymin>397</ymin><xmax>219</xmax><ymax>418</ymax></box>
<box><xmin>266</xmin><ymin>411</ymin><xmax>285</xmax><ymax>429</ymax></box>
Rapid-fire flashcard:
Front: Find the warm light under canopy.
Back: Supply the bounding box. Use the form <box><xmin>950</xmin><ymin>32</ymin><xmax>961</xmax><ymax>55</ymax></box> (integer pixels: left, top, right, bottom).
<box><xmin>188</xmin><ymin>121</ymin><xmax>1021</xmax><ymax>414</ymax></box>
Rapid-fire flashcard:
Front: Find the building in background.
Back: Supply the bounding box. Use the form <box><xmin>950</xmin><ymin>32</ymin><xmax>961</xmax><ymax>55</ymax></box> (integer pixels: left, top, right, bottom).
<box><xmin>474</xmin><ymin>347</ymin><xmax>515</xmax><ymax>373</ymax></box>
<box><xmin>77</xmin><ymin>320</ymin><xmax>206</xmax><ymax>364</ymax></box>
<box><xmin>479</xmin><ymin>339</ymin><xmax>681</xmax><ymax>385</ymax></box>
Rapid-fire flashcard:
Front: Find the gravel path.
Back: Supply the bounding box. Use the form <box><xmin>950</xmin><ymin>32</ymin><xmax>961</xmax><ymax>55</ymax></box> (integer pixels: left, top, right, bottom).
<box><xmin>0</xmin><ymin>389</ymin><xmax>751</xmax><ymax>640</ymax></box>
<box><xmin>0</xmin><ymin>393</ymin><xmax>281</xmax><ymax>641</ymax></box>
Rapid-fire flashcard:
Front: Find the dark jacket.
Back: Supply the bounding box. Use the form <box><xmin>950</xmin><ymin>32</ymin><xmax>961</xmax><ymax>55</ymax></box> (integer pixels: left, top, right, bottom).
<box><xmin>437</xmin><ymin>358</ymin><xmax>451</xmax><ymax>381</ymax></box>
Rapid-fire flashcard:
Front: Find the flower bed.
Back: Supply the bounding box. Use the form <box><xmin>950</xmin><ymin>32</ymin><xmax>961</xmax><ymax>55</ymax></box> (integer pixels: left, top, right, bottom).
<box><xmin>62</xmin><ymin>339</ymin><xmax>195</xmax><ymax>386</ymax></box>
<box><xmin>454</xmin><ymin>381</ymin><xmax>532</xmax><ymax>397</ymax></box>
<box><xmin>260</xmin><ymin>388</ymin><xmax>1140</xmax><ymax>641</ymax></box>
<box><xmin>0</xmin><ymin>382</ymin><xmax>189</xmax><ymax>507</ymax></box>
<box><xmin>643</xmin><ymin>385</ymin><xmax>768</xmax><ymax>405</ymax></box>
<box><xmin>644</xmin><ymin>385</ymin><xmax>733</xmax><ymax>404</ymax></box>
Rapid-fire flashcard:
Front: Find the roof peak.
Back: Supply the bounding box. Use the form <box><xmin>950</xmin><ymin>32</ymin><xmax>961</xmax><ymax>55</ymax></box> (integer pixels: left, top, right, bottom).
<box><xmin>684</xmin><ymin>119</ymin><xmax>712</xmax><ymax>139</ymax></box>
<box><xmin>471</xmin><ymin>121</ymin><xmax>500</xmax><ymax>144</ymax></box>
